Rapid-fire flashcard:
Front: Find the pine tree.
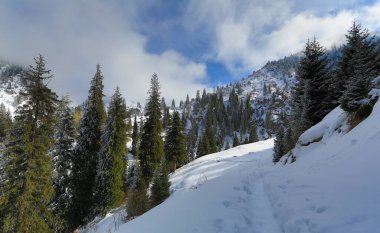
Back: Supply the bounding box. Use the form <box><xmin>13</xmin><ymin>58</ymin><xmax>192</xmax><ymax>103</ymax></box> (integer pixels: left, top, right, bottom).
<box><xmin>265</xmin><ymin>110</ymin><xmax>273</xmax><ymax>136</ymax></box>
<box><xmin>215</xmin><ymin>89</ymin><xmax>227</xmax><ymax>150</ymax></box>
<box><xmin>0</xmin><ymin>103</ymin><xmax>12</xmax><ymax>139</ymax></box>
<box><xmin>249</xmin><ymin>121</ymin><xmax>259</xmax><ymax>143</ymax></box>
<box><xmin>228</xmin><ymin>87</ymin><xmax>239</xmax><ymax>132</ymax></box>
<box><xmin>339</xmin><ymin>22</ymin><xmax>380</xmax><ymax>115</ymax></box>
<box><xmin>240</xmin><ymin>95</ymin><xmax>253</xmax><ymax>135</ymax></box>
<box><xmin>197</xmin><ymin>135</ymin><xmax>210</xmax><ymax>157</ymax></box>
<box><xmin>139</xmin><ymin>73</ymin><xmax>164</xmax><ymax>184</ymax></box>
<box><xmin>150</xmin><ymin>162</ymin><xmax>171</xmax><ymax>207</ymax></box>
<box><xmin>93</xmin><ymin>87</ymin><xmax>128</xmax><ymax>217</ymax></box>
<box><xmin>52</xmin><ymin>95</ymin><xmax>75</xmax><ymax>232</ymax></box>
<box><xmin>164</xmin><ymin>111</ymin><xmax>187</xmax><ymax>172</ymax></box>
<box><xmin>70</xmin><ymin>64</ymin><xmax>106</xmax><ymax>228</ymax></box>
<box><xmin>194</xmin><ymin>90</ymin><xmax>201</xmax><ymax>115</ymax></box>
<box><xmin>186</xmin><ymin>117</ymin><xmax>198</xmax><ymax>160</ymax></box>
<box><xmin>162</xmin><ymin>106</ymin><xmax>171</xmax><ymax>130</ymax></box>
<box><xmin>201</xmin><ymin>89</ymin><xmax>208</xmax><ymax>107</ymax></box>
<box><xmin>291</xmin><ymin>38</ymin><xmax>333</xmax><ymax>141</ymax></box>
<box><xmin>299</xmin><ymin>38</ymin><xmax>333</xmax><ymax>125</ymax></box>
<box><xmin>185</xmin><ymin>94</ymin><xmax>191</xmax><ymax>116</ymax></box>
<box><xmin>273</xmin><ymin>126</ymin><xmax>285</xmax><ymax>163</ymax></box>
<box><xmin>290</xmin><ymin>72</ymin><xmax>305</xmax><ymax>140</ymax></box>
<box><xmin>0</xmin><ymin>55</ymin><xmax>58</xmax><ymax>232</ymax></box>
<box><xmin>336</xmin><ymin>22</ymin><xmax>380</xmax><ymax>96</ymax></box>
<box><xmin>131</xmin><ymin>115</ymin><xmax>139</xmax><ymax>157</ymax></box>
<box><xmin>283</xmin><ymin>127</ymin><xmax>293</xmax><ymax>154</ymax></box>
<box><xmin>203</xmin><ymin>103</ymin><xmax>217</xmax><ymax>153</ymax></box>
<box><xmin>126</xmin><ymin>164</ymin><xmax>149</xmax><ymax>218</ymax></box>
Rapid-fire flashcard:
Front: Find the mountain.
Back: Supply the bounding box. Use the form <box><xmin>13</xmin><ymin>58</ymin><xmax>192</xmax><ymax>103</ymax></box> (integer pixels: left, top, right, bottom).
<box><xmin>0</xmin><ymin>61</ymin><xmax>24</xmax><ymax>114</ymax></box>
<box><xmin>82</xmin><ymin>96</ymin><xmax>380</xmax><ymax>233</ymax></box>
<box><xmin>154</xmin><ymin>54</ymin><xmax>302</xmax><ymax>159</ymax></box>
<box><xmin>218</xmin><ymin>54</ymin><xmax>301</xmax><ymax>136</ymax></box>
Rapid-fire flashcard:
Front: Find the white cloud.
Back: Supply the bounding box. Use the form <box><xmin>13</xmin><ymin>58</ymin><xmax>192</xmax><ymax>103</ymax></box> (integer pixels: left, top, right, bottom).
<box><xmin>184</xmin><ymin>0</ymin><xmax>380</xmax><ymax>76</ymax></box>
<box><xmin>1</xmin><ymin>0</ymin><xmax>380</xmax><ymax>103</ymax></box>
<box><xmin>0</xmin><ymin>1</ymin><xmax>207</xmax><ymax>105</ymax></box>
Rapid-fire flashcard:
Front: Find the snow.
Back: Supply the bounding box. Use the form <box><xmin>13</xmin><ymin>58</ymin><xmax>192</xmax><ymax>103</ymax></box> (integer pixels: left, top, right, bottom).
<box><xmin>297</xmin><ymin>107</ymin><xmax>348</xmax><ymax>147</ymax></box>
<box><xmin>267</xmin><ymin>100</ymin><xmax>380</xmax><ymax>233</ymax></box>
<box><xmin>119</xmin><ymin>140</ymin><xmax>282</xmax><ymax>233</ymax></box>
<box><xmin>0</xmin><ymin>64</ymin><xmax>23</xmax><ymax>116</ymax></box>
<box><xmin>81</xmin><ymin>207</ymin><xmax>127</xmax><ymax>233</ymax></box>
<box><xmin>84</xmin><ymin>100</ymin><xmax>380</xmax><ymax>233</ymax></box>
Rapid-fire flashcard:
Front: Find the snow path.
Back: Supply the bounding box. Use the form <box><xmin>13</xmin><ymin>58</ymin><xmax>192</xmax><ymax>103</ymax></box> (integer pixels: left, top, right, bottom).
<box><xmin>116</xmin><ymin>139</ymin><xmax>283</xmax><ymax>233</ymax></box>
<box><xmin>248</xmin><ymin>161</ymin><xmax>283</xmax><ymax>233</ymax></box>
<box><xmin>207</xmin><ymin>156</ymin><xmax>282</xmax><ymax>233</ymax></box>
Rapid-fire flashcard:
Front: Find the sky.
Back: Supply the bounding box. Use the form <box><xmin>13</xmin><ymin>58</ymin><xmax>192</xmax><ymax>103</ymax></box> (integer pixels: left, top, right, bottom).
<box><xmin>0</xmin><ymin>0</ymin><xmax>379</xmax><ymax>105</ymax></box>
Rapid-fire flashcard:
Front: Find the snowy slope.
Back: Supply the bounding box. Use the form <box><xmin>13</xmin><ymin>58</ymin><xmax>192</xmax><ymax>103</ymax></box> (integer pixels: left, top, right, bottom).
<box><xmin>265</xmin><ymin>101</ymin><xmax>380</xmax><ymax>233</ymax></box>
<box><xmin>119</xmin><ymin>139</ymin><xmax>281</xmax><ymax>233</ymax></box>
<box><xmin>0</xmin><ymin>63</ymin><xmax>23</xmax><ymax>114</ymax></box>
<box><xmin>86</xmin><ymin>99</ymin><xmax>380</xmax><ymax>233</ymax></box>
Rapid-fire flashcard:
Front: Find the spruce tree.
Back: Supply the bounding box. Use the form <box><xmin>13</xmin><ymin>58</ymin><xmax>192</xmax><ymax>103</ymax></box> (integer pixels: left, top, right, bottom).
<box><xmin>139</xmin><ymin>73</ymin><xmax>164</xmax><ymax>184</ymax></box>
<box><xmin>162</xmin><ymin>106</ymin><xmax>171</xmax><ymax>130</ymax></box>
<box><xmin>126</xmin><ymin>164</ymin><xmax>149</xmax><ymax>218</ymax></box>
<box><xmin>93</xmin><ymin>87</ymin><xmax>128</xmax><ymax>216</ymax></box>
<box><xmin>150</xmin><ymin>162</ymin><xmax>171</xmax><ymax>207</ymax></box>
<box><xmin>164</xmin><ymin>111</ymin><xmax>187</xmax><ymax>172</ymax></box>
<box><xmin>336</xmin><ymin>22</ymin><xmax>380</xmax><ymax>96</ymax></box>
<box><xmin>185</xmin><ymin>94</ymin><xmax>191</xmax><ymax>116</ymax></box>
<box><xmin>70</xmin><ymin>64</ymin><xmax>106</xmax><ymax>228</ymax></box>
<box><xmin>265</xmin><ymin>110</ymin><xmax>273</xmax><ymax>136</ymax></box>
<box><xmin>0</xmin><ymin>55</ymin><xmax>57</xmax><ymax>232</ymax></box>
<box><xmin>249</xmin><ymin>122</ymin><xmax>259</xmax><ymax>143</ymax></box>
<box><xmin>291</xmin><ymin>38</ymin><xmax>333</xmax><ymax>141</ymax></box>
<box><xmin>186</xmin><ymin>118</ymin><xmax>198</xmax><ymax>160</ymax></box>
<box><xmin>283</xmin><ymin>127</ymin><xmax>293</xmax><ymax>154</ymax></box>
<box><xmin>0</xmin><ymin>103</ymin><xmax>12</xmax><ymax>139</ymax></box>
<box><xmin>197</xmin><ymin>135</ymin><xmax>210</xmax><ymax>157</ymax></box>
<box><xmin>299</xmin><ymin>38</ymin><xmax>333</xmax><ymax>125</ymax></box>
<box><xmin>131</xmin><ymin>115</ymin><xmax>139</xmax><ymax>157</ymax></box>
<box><xmin>339</xmin><ymin>22</ymin><xmax>380</xmax><ymax>115</ymax></box>
<box><xmin>194</xmin><ymin>90</ymin><xmax>201</xmax><ymax>115</ymax></box>
<box><xmin>52</xmin><ymin>95</ymin><xmax>75</xmax><ymax>232</ymax></box>
<box><xmin>228</xmin><ymin>87</ymin><xmax>239</xmax><ymax>132</ymax></box>
<box><xmin>201</xmin><ymin>89</ymin><xmax>208</xmax><ymax>107</ymax></box>
<box><xmin>290</xmin><ymin>72</ymin><xmax>305</xmax><ymax>140</ymax></box>
<box><xmin>203</xmin><ymin>103</ymin><xmax>217</xmax><ymax>153</ymax></box>
<box><xmin>240</xmin><ymin>95</ymin><xmax>253</xmax><ymax>135</ymax></box>
<box><xmin>273</xmin><ymin>126</ymin><xmax>285</xmax><ymax>163</ymax></box>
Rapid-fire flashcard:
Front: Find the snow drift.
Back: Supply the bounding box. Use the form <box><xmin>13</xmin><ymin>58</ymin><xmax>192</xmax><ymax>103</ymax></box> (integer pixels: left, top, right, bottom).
<box><xmin>266</xmin><ymin>100</ymin><xmax>380</xmax><ymax>233</ymax></box>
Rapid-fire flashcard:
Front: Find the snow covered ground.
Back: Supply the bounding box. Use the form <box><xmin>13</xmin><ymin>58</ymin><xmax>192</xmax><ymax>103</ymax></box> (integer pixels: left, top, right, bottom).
<box><xmin>119</xmin><ymin>139</ymin><xmax>281</xmax><ymax>233</ymax></box>
<box><xmin>85</xmin><ymin>100</ymin><xmax>380</xmax><ymax>233</ymax></box>
<box><xmin>266</xmin><ymin>101</ymin><xmax>380</xmax><ymax>233</ymax></box>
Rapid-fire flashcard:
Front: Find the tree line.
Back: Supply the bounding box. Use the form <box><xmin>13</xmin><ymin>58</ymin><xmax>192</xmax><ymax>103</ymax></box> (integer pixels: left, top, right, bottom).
<box><xmin>0</xmin><ymin>58</ymin><xmax>188</xmax><ymax>232</ymax></box>
<box><xmin>273</xmin><ymin>22</ymin><xmax>380</xmax><ymax>163</ymax></box>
